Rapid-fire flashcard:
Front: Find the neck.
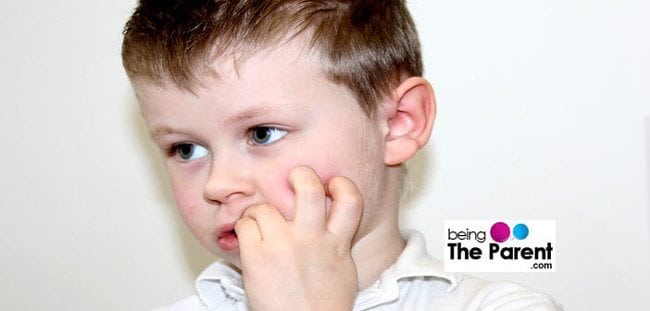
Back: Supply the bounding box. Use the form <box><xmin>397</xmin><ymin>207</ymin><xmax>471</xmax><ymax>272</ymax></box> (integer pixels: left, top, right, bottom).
<box><xmin>351</xmin><ymin>215</ymin><xmax>405</xmax><ymax>289</ymax></box>
<box><xmin>350</xmin><ymin>165</ymin><xmax>407</xmax><ymax>289</ymax></box>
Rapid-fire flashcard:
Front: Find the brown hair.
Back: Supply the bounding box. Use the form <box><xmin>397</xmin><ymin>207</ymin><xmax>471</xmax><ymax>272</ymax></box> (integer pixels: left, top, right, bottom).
<box><xmin>122</xmin><ymin>0</ymin><xmax>422</xmax><ymax>115</ymax></box>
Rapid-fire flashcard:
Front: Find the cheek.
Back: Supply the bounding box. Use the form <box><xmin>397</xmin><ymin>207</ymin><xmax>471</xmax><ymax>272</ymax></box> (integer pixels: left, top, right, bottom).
<box><xmin>257</xmin><ymin>154</ymin><xmax>338</xmax><ymax>220</ymax></box>
<box><xmin>169</xmin><ymin>174</ymin><xmax>210</xmax><ymax>231</ymax></box>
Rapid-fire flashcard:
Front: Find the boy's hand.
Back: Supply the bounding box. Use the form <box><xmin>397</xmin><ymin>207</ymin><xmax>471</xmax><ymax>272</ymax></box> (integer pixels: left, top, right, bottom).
<box><xmin>235</xmin><ymin>165</ymin><xmax>363</xmax><ymax>311</ymax></box>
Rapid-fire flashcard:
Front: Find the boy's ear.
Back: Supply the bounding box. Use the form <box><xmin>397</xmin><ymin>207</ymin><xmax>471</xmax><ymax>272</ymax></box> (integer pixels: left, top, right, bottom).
<box><xmin>382</xmin><ymin>77</ymin><xmax>436</xmax><ymax>166</ymax></box>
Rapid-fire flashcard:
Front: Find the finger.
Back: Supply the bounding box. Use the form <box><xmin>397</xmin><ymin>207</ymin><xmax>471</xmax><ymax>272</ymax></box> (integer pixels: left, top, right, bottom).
<box><xmin>241</xmin><ymin>203</ymin><xmax>287</xmax><ymax>239</ymax></box>
<box><xmin>235</xmin><ymin>216</ymin><xmax>262</xmax><ymax>249</ymax></box>
<box><xmin>325</xmin><ymin>176</ymin><xmax>363</xmax><ymax>241</ymax></box>
<box><xmin>289</xmin><ymin>165</ymin><xmax>327</xmax><ymax>230</ymax></box>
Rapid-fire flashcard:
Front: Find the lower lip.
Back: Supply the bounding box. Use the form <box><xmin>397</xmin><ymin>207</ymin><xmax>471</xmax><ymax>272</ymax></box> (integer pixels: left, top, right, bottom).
<box><xmin>217</xmin><ymin>232</ymin><xmax>239</xmax><ymax>252</ymax></box>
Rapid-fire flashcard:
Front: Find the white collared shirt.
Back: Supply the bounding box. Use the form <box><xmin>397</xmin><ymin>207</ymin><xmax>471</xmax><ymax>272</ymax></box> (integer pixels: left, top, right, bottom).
<box><xmin>155</xmin><ymin>230</ymin><xmax>563</xmax><ymax>310</ymax></box>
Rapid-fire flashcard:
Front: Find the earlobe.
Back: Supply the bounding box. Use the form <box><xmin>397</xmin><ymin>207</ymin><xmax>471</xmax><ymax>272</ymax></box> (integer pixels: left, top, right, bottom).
<box><xmin>383</xmin><ymin>77</ymin><xmax>437</xmax><ymax>166</ymax></box>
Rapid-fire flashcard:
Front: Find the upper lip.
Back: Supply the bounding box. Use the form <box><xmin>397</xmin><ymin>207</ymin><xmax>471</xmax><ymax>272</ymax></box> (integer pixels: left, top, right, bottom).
<box><xmin>217</xmin><ymin>222</ymin><xmax>237</xmax><ymax>238</ymax></box>
<box><xmin>216</xmin><ymin>201</ymin><xmax>261</xmax><ymax>237</ymax></box>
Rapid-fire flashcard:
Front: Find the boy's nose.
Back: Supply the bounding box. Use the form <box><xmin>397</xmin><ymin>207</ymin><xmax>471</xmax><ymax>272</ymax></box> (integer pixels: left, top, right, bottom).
<box><xmin>203</xmin><ymin>157</ymin><xmax>254</xmax><ymax>206</ymax></box>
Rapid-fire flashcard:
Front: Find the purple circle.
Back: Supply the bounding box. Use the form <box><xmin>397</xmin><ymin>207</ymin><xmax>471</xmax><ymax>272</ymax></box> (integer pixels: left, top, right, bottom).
<box><xmin>490</xmin><ymin>222</ymin><xmax>510</xmax><ymax>243</ymax></box>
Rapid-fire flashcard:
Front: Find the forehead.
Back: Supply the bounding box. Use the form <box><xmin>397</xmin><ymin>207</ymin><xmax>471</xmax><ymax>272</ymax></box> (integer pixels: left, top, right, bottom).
<box><xmin>216</xmin><ymin>34</ymin><xmax>324</xmax><ymax>83</ymax></box>
<box><xmin>136</xmin><ymin>34</ymin><xmax>321</xmax><ymax>93</ymax></box>
<box><xmin>132</xmin><ymin>35</ymin><xmax>364</xmax><ymax>128</ymax></box>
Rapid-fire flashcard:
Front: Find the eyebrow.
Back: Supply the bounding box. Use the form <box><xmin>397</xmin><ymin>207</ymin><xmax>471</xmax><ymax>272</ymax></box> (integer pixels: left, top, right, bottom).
<box><xmin>148</xmin><ymin>105</ymin><xmax>293</xmax><ymax>142</ymax></box>
<box><xmin>225</xmin><ymin>106</ymin><xmax>287</xmax><ymax>124</ymax></box>
<box><xmin>149</xmin><ymin>126</ymin><xmax>182</xmax><ymax>143</ymax></box>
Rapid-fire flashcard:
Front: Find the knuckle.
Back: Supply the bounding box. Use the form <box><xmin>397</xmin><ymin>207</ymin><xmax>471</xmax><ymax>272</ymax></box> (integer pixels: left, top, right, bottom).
<box><xmin>330</xmin><ymin>176</ymin><xmax>352</xmax><ymax>185</ymax></box>
<box><xmin>291</xmin><ymin>165</ymin><xmax>312</xmax><ymax>176</ymax></box>
<box><xmin>245</xmin><ymin>203</ymin><xmax>271</xmax><ymax>215</ymax></box>
<box><xmin>248</xmin><ymin>203</ymin><xmax>264</xmax><ymax>213</ymax></box>
<box><xmin>258</xmin><ymin>203</ymin><xmax>274</xmax><ymax>210</ymax></box>
<box><xmin>331</xmin><ymin>176</ymin><xmax>359</xmax><ymax>193</ymax></box>
<box><xmin>235</xmin><ymin>217</ymin><xmax>253</xmax><ymax>231</ymax></box>
<box><xmin>330</xmin><ymin>178</ymin><xmax>363</xmax><ymax>204</ymax></box>
<box><xmin>257</xmin><ymin>203</ymin><xmax>277</xmax><ymax>216</ymax></box>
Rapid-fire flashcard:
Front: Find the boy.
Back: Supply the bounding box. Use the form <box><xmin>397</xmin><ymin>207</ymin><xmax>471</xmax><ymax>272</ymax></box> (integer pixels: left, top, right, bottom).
<box><xmin>122</xmin><ymin>0</ymin><xmax>562</xmax><ymax>310</ymax></box>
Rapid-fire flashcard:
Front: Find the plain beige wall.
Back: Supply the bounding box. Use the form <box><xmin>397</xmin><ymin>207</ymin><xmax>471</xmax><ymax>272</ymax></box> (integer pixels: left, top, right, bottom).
<box><xmin>0</xmin><ymin>0</ymin><xmax>648</xmax><ymax>310</ymax></box>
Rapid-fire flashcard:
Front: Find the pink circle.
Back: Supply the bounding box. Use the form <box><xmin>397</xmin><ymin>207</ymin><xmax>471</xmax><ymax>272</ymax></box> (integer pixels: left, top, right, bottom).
<box><xmin>490</xmin><ymin>222</ymin><xmax>510</xmax><ymax>243</ymax></box>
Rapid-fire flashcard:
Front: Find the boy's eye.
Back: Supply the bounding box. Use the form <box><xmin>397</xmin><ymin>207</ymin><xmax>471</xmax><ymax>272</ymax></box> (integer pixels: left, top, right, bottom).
<box><xmin>173</xmin><ymin>143</ymin><xmax>208</xmax><ymax>160</ymax></box>
<box><xmin>250</xmin><ymin>126</ymin><xmax>288</xmax><ymax>145</ymax></box>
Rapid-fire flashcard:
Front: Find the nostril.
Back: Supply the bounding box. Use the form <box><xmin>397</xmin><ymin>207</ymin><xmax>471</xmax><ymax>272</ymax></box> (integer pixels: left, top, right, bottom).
<box><xmin>203</xmin><ymin>192</ymin><xmax>223</xmax><ymax>205</ymax></box>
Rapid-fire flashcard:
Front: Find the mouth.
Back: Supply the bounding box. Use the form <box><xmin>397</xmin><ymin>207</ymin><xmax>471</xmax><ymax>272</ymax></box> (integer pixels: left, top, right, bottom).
<box><xmin>217</xmin><ymin>228</ymin><xmax>239</xmax><ymax>252</ymax></box>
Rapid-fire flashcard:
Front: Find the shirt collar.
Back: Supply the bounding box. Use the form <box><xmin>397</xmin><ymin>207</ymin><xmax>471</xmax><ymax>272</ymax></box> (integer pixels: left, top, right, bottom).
<box><xmin>195</xmin><ymin>261</ymin><xmax>246</xmax><ymax>309</ymax></box>
<box><xmin>353</xmin><ymin>230</ymin><xmax>462</xmax><ymax>309</ymax></box>
<box><xmin>389</xmin><ymin>229</ymin><xmax>461</xmax><ymax>288</ymax></box>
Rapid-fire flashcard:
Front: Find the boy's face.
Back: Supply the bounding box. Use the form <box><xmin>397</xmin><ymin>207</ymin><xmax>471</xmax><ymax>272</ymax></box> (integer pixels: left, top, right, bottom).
<box><xmin>134</xmin><ymin>38</ymin><xmax>392</xmax><ymax>267</ymax></box>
